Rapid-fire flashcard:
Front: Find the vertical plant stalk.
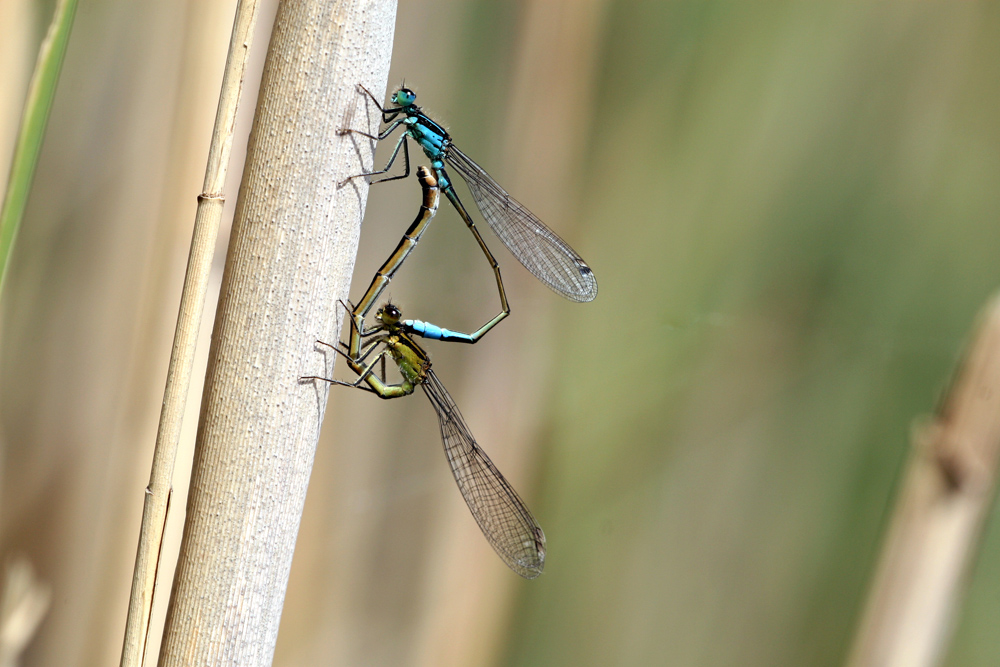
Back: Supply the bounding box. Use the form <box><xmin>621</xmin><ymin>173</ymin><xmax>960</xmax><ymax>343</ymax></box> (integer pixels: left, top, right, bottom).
<box><xmin>846</xmin><ymin>294</ymin><xmax>1000</xmax><ymax>667</ymax></box>
<box><xmin>119</xmin><ymin>2</ymin><xmax>263</xmax><ymax>666</ymax></box>
<box><xmin>0</xmin><ymin>0</ymin><xmax>78</xmax><ymax>297</ymax></box>
<box><xmin>157</xmin><ymin>0</ymin><xmax>396</xmax><ymax>665</ymax></box>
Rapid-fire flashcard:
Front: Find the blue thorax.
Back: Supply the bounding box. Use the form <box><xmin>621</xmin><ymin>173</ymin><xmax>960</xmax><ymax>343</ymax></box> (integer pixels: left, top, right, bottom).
<box><xmin>402</xmin><ymin>111</ymin><xmax>450</xmax><ymax>159</ymax></box>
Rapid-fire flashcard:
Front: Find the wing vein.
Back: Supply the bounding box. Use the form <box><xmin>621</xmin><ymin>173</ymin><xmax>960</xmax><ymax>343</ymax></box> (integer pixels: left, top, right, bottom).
<box><xmin>422</xmin><ymin>370</ymin><xmax>545</xmax><ymax>578</ymax></box>
<box><xmin>445</xmin><ymin>145</ymin><xmax>597</xmax><ymax>302</ymax></box>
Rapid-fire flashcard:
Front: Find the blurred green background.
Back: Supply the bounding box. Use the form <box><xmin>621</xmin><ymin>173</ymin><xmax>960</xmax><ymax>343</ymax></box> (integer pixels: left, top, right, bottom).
<box><xmin>2</xmin><ymin>1</ymin><xmax>1000</xmax><ymax>666</ymax></box>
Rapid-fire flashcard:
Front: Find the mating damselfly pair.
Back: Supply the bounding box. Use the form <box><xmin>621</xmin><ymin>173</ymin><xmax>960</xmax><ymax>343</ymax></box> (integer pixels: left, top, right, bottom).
<box><xmin>303</xmin><ymin>85</ymin><xmax>597</xmax><ymax>578</ymax></box>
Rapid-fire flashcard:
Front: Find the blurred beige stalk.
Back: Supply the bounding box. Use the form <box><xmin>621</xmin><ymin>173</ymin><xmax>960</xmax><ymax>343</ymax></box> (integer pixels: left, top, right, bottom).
<box><xmin>847</xmin><ymin>294</ymin><xmax>1000</xmax><ymax>667</ymax></box>
<box><xmin>156</xmin><ymin>1</ymin><xmax>396</xmax><ymax>665</ymax></box>
<box><xmin>0</xmin><ymin>0</ymin><xmax>35</xmax><ymax>189</ymax></box>
<box><xmin>0</xmin><ymin>558</ymin><xmax>50</xmax><ymax>667</ymax></box>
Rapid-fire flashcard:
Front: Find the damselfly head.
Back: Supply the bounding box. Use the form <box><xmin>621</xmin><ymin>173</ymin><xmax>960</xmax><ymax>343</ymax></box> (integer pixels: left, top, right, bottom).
<box><xmin>377</xmin><ymin>303</ymin><xmax>402</xmax><ymax>325</ymax></box>
<box><xmin>392</xmin><ymin>88</ymin><xmax>417</xmax><ymax>107</ymax></box>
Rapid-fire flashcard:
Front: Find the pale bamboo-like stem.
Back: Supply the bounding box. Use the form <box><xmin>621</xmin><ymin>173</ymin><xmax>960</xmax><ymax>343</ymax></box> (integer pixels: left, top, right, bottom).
<box><xmin>846</xmin><ymin>293</ymin><xmax>1000</xmax><ymax>667</ymax></box>
<box><xmin>157</xmin><ymin>1</ymin><xmax>396</xmax><ymax>665</ymax></box>
<box><xmin>119</xmin><ymin>3</ymin><xmax>262</xmax><ymax>666</ymax></box>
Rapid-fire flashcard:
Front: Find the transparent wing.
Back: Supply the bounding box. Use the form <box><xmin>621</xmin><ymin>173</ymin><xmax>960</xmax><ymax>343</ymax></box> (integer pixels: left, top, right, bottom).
<box><xmin>446</xmin><ymin>145</ymin><xmax>598</xmax><ymax>302</ymax></box>
<box><xmin>422</xmin><ymin>370</ymin><xmax>546</xmax><ymax>578</ymax></box>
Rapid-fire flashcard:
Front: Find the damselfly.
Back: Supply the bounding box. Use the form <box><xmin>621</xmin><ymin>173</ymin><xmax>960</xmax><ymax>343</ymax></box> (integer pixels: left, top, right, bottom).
<box><xmin>348</xmin><ymin>165</ymin><xmax>506</xmax><ymax>361</ymax></box>
<box><xmin>304</xmin><ymin>302</ymin><xmax>546</xmax><ymax>578</ymax></box>
<box><xmin>340</xmin><ymin>85</ymin><xmax>598</xmax><ymax>303</ymax></box>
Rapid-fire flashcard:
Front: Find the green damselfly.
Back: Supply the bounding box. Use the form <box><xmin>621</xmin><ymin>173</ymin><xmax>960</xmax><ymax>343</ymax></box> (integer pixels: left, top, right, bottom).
<box><xmin>304</xmin><ymin>302</ymin><xmax>546</xmax><ymax>578</ymax></box>
<box><xmin>340</xmin><ymin>85</ymin><xmax>597</xmax><ymax>303</ymax></box>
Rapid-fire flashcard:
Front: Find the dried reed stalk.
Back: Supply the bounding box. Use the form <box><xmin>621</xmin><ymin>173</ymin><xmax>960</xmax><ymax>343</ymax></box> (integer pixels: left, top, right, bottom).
<box><xmin>155</xmin><ymin>0</ymin><xmax>396</xmax><ymax>664</ymax></box>
<box><xmin>847</xmin><ymin>293</ymin><xmax>1000</xmax><ymax>667</ymax></box>
<box><xmin>118</xmin><ymin>3</ymin><xmax>264</xmax><ymax>666</ymax></box>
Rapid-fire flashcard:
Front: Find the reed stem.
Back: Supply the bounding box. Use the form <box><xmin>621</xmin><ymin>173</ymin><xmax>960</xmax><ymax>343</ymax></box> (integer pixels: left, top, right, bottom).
<box><xmin>156</xmin><ymin>1</ymin><xmax>396</xmax><ymax>664</ymax></box>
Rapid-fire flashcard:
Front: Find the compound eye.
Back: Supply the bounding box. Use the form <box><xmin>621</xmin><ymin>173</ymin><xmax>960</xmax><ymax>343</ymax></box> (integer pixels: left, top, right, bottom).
<box><xmin>396</xmin><ymin>88</ymin><xmax>416</xmax><ymax>105</ymax></box>
<box><xmin>378</xmin><ymin>303</ymin><xmax>402</xmax><ymax>324</ymax></box>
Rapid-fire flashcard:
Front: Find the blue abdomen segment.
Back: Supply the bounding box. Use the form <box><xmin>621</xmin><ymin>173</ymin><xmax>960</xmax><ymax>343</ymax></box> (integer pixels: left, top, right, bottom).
<box><xmin>432</xmin><ymin>159</ymin><xmax>452</xmax><ymax>189</ymax></box>
<box><xmin>403</xmin><ymin>319</ymin><xmax>474</xmax><ymax>343</ymax></box>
